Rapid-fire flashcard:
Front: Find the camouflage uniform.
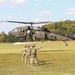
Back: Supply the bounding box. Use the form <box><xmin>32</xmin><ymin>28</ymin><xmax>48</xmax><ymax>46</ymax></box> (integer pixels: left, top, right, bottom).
<box><xmin>21</xmin><ymin>45</ymin><xmax>27</xmax><ymax>62</ymax></box>
<box><xmin>25</xmin><ymin>45</ymin><xmax>31</xmax><ymax>64</ymax></box>
<box><xmin>30</xmin><ymin>44</ymin><xmax>42</xmax><ymax>65</ymax></box>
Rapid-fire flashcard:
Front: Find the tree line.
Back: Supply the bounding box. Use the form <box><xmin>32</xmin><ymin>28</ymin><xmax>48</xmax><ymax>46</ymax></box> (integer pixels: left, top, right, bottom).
<box><xmin>0</xmin><ymin>31</ymin><xmax>25</xmax><ymax>42</ymax></box>
<box><xmin>42</xmin><ymin>20</ymin><xmax>75</xmax><ymax>37</ymax></box>
<box><xmin>0</xmin><ymin>20</ymin><xmax>75</xmax><ymax>42</ymax></box>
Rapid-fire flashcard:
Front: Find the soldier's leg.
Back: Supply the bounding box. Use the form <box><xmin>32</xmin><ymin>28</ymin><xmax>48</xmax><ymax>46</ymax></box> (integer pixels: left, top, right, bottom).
<box><xmin>22</xmin><ymin>53</ymin><xmax>25</xmax><ymax>61</ymax></box>
<box><xmin>25</xmin><ymin>55</ymin><xmax>28</xmax><ymax>64</ymax></box>
<box><xmin>33</xmin><ymin>55</ymin><xmax>38</xmax><ymax>65</ymax></box>
<box><xmin>34</xmin><ymin>57</ymin><xmax>38</xmax><ymax>65</ymax></box>
<box><xmin>30</xmin><ymin>56</ymin><xmax>34</xmax><ymax>66</ymax></box>
<box><xmin>28</xmin><ymin>56</ymin><xmax>31</xmax><ymax>65</ymax></box>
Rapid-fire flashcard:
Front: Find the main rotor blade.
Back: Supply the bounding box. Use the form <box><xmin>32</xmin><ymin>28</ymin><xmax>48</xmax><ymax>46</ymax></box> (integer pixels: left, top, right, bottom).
<box><xmin>1</xmin><ymin>21</ymin><xmax>52</xmax><ymax>24</ymax></box>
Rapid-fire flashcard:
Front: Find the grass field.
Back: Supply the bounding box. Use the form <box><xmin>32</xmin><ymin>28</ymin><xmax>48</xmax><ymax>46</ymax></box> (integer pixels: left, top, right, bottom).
<box><xmin>0</xmin><ymin>41</ymin><xmax>75</xmax><ymax>75</ymax></box>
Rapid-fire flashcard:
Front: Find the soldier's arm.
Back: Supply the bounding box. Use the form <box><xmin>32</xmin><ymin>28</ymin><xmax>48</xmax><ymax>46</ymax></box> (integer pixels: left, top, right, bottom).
<box><xmin>36</xmin><ymin>45</ymin><xmax>43</xmax><ymax>50</ymax></box>
<box><xmin>20</xmin><ymin>48</ymin><xmax>26</xmax><ymax>52</ymax></box>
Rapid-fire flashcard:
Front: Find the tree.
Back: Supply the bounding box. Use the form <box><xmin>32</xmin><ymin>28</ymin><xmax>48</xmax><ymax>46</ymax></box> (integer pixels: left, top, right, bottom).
<box><xmin>6</xmin><ymin>35</ymin><xmax>18</xmax><ymax>42</ymax></box>
<box><xmin>0</xmin><ymin>34</ymin><xmax>7</xmax><ymax>42</ymax></box>
<box><xmin>42</xmin><ymin>20</ymin><xmax>75</xmax><ymax>37</ymax></box>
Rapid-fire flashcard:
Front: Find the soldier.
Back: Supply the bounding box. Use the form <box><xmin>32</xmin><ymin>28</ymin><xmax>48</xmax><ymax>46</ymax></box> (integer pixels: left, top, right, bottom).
<box><xmin>30</xmin><ymin>44</ymin><xmax>43</xmax><ymax>66</ymax></box>
<box><xmin>25</xmin><ymin>45</ymin><xmax>31</xmax><ymax>64</ymax></box>
<box><xmin>21</xmin><ymin>45</ymin><xmax>27</xmax><ymax>62</ymax></box>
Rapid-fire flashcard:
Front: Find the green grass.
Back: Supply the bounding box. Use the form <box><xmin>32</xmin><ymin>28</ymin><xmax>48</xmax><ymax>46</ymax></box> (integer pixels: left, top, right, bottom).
<box><xmin>0</xmin><ymin>41</ymin><xmax>75</xmax><ymax>75</ymax></box>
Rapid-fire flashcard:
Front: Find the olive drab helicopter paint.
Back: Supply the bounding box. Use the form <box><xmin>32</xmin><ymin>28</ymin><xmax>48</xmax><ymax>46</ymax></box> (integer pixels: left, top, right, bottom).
<box><xmin>1</xmin><ymin>21</ymin><xmax>69</xmax><ymax>41</ymax></box>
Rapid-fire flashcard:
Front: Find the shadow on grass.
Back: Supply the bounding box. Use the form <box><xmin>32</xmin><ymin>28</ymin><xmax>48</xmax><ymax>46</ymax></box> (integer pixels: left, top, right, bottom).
<box><xmin>37</xmin><ymin>60</ymin><xmax>53</xmax><ymax>66</ymax></box>
<box><xmin>38</xmin><ymin>50</ymin><xmax>75</xmax><ymax>53</ymax></box>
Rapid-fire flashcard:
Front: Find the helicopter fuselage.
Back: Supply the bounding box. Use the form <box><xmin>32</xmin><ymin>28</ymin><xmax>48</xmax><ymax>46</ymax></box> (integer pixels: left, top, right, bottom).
<box><xmin>8</xmin><ymin>26</ymin><xmax>69</xmax><ymax>41</ymax></box>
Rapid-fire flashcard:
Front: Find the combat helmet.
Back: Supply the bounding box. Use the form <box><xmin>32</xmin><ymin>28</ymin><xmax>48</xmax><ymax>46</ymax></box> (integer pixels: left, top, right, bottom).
<box><xmin>24</xmin><ymin>45</ymin><xmax>27</xmax><ymax>47</ymax></box>
<box><xmin>27</xmin><ymin>45</ymin><xmax>30</xmax><ymax>47</ymax></box>
<box><xmin>32</xmin><ymin>44</ymin><xmax>35</xmax><ymax>47</ymax></box>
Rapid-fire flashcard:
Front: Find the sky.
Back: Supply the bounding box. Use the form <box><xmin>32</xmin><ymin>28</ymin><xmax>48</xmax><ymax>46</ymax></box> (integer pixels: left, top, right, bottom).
<box><xmin>0</xmin><ymin>0</ymin><xmax>75</xmax><ymax>34</ymax></box>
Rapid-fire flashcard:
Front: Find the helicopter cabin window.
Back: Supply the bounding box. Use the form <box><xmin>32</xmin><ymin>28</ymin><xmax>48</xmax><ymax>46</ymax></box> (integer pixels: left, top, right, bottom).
<box><xmin>21</xmin><ymin>29</ymin><xmax>25</xmax><ymax>32</ymax></box>
<box><xmin>13</xmin><ymin>29</ymin><xmax>17</xmax><ymax>32</ymax></box>
<box><xmin>27</xmin><ymin>30</ymin><xmax>30</xmax><ymax>33</ymax></box>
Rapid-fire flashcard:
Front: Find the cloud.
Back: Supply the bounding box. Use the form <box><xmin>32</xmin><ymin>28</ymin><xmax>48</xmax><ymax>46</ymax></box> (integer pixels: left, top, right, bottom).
<box><xmin>34</xmin><ymin>0</ymin><xmax>49</xmax><ymax>1</ymax></box>
<box><xmin>0</xmin><ymin>14</ymin><xmax>27</xmax><ymax>21</ymax></box>
<box><xmin>37</xmin><ymin>11</ymin><xmax>52</xmax><ymax>16</ymax></box>
<box><xmin>0</xmin><ymin>15</ymin><xmax>4</xmax><ymax>19</ymax></box>
<box><xmin>0</xmin><ymin>15</ymin><xmax>14</xmax><ymax>20</ymax></box>
<box><xmin>32</xmin><ymin>17</ymin><xmax>54</xmax><ymax>22</ymax></box>
<box><xmin>0</xmin><ymin>0</ymin><xmax>6</xmax><ymax>3</ymax></box>
<box><xmin>65</xmin><ymin>8</ymin><xmax>75</xmax><ymax>15</ymax></box>
<box><xmin>0</xmin><ymin>0</ymin><xmax>27</xmax><ymax>6</ymax></box>
<box><xmin>11</xmin><ymin>0</ymin><xmax>26</xmax><ymax>5</ymax></box>
<box><xmin>32</xmin><ymin>18</ymin><xmax>41</xmax><ymax>22</ymax></box>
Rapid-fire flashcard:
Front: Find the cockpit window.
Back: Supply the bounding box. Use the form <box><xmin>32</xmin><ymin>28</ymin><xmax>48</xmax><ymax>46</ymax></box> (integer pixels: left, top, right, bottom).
<box><xmin>21</xmin><ymin>29</ymin><xmax>25</xmax><ymax>32</ymax></box>
<box><xmin>13</xmin><ymin>28</ymin><xmax>17</xmax><ymax>32</ymax></box>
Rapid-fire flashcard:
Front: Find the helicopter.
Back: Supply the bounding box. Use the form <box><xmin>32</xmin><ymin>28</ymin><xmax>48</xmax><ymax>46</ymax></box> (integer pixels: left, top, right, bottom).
<box><xmin>1</xmin><ymin>21</ymin><xmax>69</xmax><ymax>41</ymax></box>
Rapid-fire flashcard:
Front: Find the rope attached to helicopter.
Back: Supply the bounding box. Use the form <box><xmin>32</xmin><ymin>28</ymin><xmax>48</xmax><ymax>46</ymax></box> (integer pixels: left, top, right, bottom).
<box><xmin>63</xmin><ymin>40</ymin><xmax>68</xmax><ymax>46</ymax></box>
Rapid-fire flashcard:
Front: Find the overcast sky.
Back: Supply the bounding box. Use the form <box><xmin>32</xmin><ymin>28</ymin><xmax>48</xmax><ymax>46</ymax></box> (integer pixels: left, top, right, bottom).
<box><xmin>0</xmin><ymin>0</ymin><xmax>75</xmax><ymax>34</ymax></box>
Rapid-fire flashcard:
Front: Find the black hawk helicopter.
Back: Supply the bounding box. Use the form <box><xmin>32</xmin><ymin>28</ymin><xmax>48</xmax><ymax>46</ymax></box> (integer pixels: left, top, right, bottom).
<box><xmin>1</xmin><ymin>21</ymin><xmax>69</xmax><ymax>42</ymax></box>
<box><xmin>1</xmin><ymin>21</ymin><xmax>52</xmax><ymax>41</ymax></box>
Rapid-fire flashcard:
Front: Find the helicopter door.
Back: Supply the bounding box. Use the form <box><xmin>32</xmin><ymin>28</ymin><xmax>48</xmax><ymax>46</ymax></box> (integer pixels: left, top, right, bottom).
<box><xmin>35</xmin><ymin>31</ymin><xmax>45</xmax><ymax>39</ymax></box>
